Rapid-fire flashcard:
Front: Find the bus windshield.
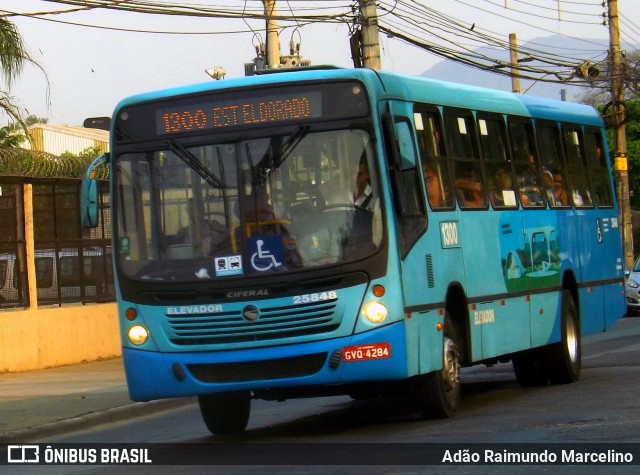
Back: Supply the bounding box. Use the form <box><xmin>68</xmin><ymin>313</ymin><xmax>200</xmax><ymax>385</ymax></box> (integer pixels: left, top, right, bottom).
<box><xmin>115</xmin><ymin>126</ymin><xmax>382</xmax><ymax>282</ymax></box>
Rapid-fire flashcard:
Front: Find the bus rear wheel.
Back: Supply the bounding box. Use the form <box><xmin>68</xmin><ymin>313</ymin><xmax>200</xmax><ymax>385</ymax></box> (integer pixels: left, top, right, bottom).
<box><xmin>198</xmin><ymin>390</ymin><xmax>251</xmax><ymax>435</ymax></box>
<box><xmin>544</xmin><ymin>290</ymin><xmax>581</xmax><ymax>384</ymax></box>
<box><xmin>415</xmin><ymin>333</ymin><xmax>461</xmax><ymax>419</ymax></box>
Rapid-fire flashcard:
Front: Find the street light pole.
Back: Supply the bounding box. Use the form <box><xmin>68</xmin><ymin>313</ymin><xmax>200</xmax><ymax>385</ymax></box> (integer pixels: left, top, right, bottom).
<box><xmin>608</xmin><ymin>0</ymin><xmax>633</xmax><ymax>267</ymax></box>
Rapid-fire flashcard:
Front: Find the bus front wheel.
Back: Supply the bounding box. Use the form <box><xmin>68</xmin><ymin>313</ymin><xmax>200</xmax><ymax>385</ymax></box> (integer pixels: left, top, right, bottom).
<box><xmin>415</xmin><ymin>332</ymin><xmax>461</xmax><ymax>419</ymax></box>
<box><xmin>198</xmin><ymin>390</ymin><xmax>251</xmax><ymax>435</ymax></box>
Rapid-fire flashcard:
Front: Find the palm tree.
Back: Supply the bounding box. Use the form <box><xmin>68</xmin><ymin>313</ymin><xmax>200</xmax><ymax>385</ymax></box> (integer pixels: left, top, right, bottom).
<box><xmin>0</xmin><ymin>123</ymin><xmax>27</xmax><ymax>148</ymax></box>
<box><xmin>0</xmin><ymin>16</ymin><xmax>39</xmax><ymax>133</ymax></box>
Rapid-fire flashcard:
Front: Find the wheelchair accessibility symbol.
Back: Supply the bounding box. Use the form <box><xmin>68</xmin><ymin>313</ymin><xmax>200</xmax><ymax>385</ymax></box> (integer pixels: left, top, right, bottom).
<box><xmin>248</xmin><ymin>236</ymin><xmax>284</xmax><ymax>272</ymax></box>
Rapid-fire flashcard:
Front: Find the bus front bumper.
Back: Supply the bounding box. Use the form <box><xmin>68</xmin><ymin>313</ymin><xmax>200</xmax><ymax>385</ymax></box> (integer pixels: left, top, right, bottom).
<box><xmin>122</xmin><ymin>320</ymin><xmax>409</xmax><ymax>401</ymax></box>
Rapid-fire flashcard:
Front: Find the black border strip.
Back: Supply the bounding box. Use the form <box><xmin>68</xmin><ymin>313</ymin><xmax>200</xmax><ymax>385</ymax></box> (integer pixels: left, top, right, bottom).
<box><xmin>404</xmin><ymin>277</ymin><xmax>624</xmax><ymax>314</ymax></box>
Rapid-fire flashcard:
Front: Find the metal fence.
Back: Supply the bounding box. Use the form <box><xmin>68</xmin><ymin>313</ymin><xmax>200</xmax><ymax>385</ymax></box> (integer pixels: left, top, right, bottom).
<box><xmin>0</xmin><ymin>179</ymin><xmax>114</xmax><ymax>308</ymax></box>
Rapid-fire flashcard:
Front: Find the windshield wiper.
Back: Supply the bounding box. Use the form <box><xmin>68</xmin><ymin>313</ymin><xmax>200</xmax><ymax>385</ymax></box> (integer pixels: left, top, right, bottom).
<box><xmin>278</xmin><ymin>125</ymin><xmax>310</xmax><ymax>165</ymax></box>
<box><xmin>168</xmin><ymin>140</ymin><xmax>225</xmax><ymax>189</ymax></box>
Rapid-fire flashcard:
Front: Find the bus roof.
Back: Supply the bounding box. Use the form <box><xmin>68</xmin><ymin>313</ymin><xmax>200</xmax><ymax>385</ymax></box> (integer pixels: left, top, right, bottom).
<box><xmin>114</xmin><ymin>67</ymin><xmax>603</xmax><ymax>128</ymax></box>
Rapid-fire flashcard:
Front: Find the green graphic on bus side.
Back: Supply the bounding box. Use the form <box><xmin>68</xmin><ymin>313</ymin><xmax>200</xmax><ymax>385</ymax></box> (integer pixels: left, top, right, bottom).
<box><xmin>500</xmin><ymin>220</ymin><xmax>561</xmax><ymax>292</ymax></box>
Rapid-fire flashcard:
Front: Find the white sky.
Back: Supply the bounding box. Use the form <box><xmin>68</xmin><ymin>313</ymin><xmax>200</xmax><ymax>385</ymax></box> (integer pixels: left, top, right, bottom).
<box><xmin>3</xmin><ymin>0</ymin><xmax>640</xmax><ymax>126</ymax></box>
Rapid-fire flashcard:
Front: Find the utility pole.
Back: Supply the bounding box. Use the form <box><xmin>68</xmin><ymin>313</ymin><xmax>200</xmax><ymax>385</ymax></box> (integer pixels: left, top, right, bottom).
<box><xmin>263</xmin><ymin>0</ymin><xmax>280</xmax><ymax>69</ymax></box>
<box><xmin>608</xmin><ymin>0</ymin><xmax>633</xmax><ymax>267</ymax></box>
<box><xmin>359</xmin><ymin>0</ymin><xmax>382</xmax><ymax>69</ymax></box>
<box><xmin>509</xmin><ymin>33</ymin><xmax>522</xmax><ymax>93</ymax></box>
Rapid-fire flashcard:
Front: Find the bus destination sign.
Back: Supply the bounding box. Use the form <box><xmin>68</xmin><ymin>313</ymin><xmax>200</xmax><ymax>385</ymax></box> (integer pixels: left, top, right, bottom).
<box><xmin>157</xmin><ymin>91</ymin><xmax>322</xmax><ymax>135</ymax></box>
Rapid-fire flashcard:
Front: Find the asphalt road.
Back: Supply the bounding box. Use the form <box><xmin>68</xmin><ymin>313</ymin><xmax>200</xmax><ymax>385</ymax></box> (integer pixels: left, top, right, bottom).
<box><xmin>15</xmin><ymin>316</ymin><xmax>639</xmax><ymax>474</ymax></box>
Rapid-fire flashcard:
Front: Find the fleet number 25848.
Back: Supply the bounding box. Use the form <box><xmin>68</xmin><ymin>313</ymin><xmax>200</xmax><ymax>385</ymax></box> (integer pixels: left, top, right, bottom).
<box><xmin>292</xmin><ymin>291</ymin><xmax>338</xmax><ymax>304</ymax></box>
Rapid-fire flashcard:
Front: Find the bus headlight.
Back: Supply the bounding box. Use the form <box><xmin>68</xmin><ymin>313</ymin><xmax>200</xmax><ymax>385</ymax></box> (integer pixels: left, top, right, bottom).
<box><xmin>128</xmin><ymin>325</ymin><xmax>149</xmax><ymax>345</ymax></box>
<box><xmin>364</xmin><ymin>301</ymin><xmax>388</xmax><ymax>324</ymax></box>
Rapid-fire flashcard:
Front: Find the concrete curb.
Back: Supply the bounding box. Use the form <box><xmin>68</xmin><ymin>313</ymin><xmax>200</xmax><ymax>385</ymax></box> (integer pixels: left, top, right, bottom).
<box><xmin>0</xmin><ymin>397</ymin><xmax>196</xmax><ymax>443</ymax></box>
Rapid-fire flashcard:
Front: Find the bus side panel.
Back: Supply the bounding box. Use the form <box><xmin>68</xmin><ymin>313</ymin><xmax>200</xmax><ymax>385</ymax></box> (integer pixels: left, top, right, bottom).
<box><xmin>405</xmin><ymin>309</ymin><xmax>444</xmax><ymax>376</ymax></box>
<box><xmin>463</xmin><ymin>211</ymin><xmax>530</xmax><ymax>360</ymax></box>
<box><xmin>579</xmin><ymin>285</ymin><xmax>604</xmax><ymax>335</ymax></box>
<box><xmin>399</xmin><ymin>211</ymin><xmax>464</xmax><ymax>374</ymax></box>
<box><xmin>604</xmin><ymin>281</ymin><xmax>626</xmax><ymax>330</ymax></box>
<box><xmin>395</xmin><ymin>218</ymin><xmax>466</xmax><ymax>307</ymax></box>
<box><xmin>530</xmin><ymin>292</ymin><xmax>561</xmax><ymax>347</ymax></box>
<box><xmin>577</xmin><ymin>210</ymin><xmax>625</xmax><ymax>333</ymax></box>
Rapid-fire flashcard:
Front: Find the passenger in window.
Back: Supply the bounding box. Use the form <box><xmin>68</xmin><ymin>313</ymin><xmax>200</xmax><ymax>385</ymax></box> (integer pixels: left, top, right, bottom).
<box><xmin>517</xmin><ymin>152</ymin><xmax>543</xmax><ymax>206</ymax></box>
<box><xmin>542</xmin><ymin>169</ymin><xmax>556</xmax><ymax>205</ymax></box>
<box><xmin>518</xmin><ymin>152</ymin><xmax>539</xmax><ymax>187</ymax></box>
<box><xmin>353</xmin><ymin>162</ymin><xmax>374</xmax><ymax>211</ymax></box>
<box><xmin>490</xmin><ymin>166</ymin><xmax>513</xmax><ymax>207</ymax></box>
<box><xmin>177</xmin><ymin>217</ymin><xmax>228</xmax><ymax>257</ymax></box>
<box><xmin>423</xmin><ymin>162</ymin><xmax>443</xmax><ymax>208</ymax></box>
<box><xmin>241</xmin><ymin>187</ymin><xmax>276</xmax><ymax>222</ymax></box>
<box><xmin>455</xmin><ymin>166</ymin><xmax>484</xmax><ymax>207</ymax></box>
<box><xmin>551</xmin><ymin>172</ymin><xmax>570</xmax><ymax>206</ymax></box>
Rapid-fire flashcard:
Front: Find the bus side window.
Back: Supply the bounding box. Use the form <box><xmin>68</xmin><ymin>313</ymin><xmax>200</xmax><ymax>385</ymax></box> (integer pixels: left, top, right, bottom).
<box><xmin>584</xmin><ymin>129</ymin><xmax>614</xmax><ymax>207</ymax></box>
<box><xmin>454</xmin><ymin>162</ymin><xmax>485</xmax><ymax>208</ymax></box>
<box><xmin>510</xmin><ymin>119</ymin><xmax>543</xmax><ymax>207</ymax></box>
<box><xmin>536</xmin><ymin>122</ymin><xmax>570</xmax><ymax>208</ymax></box>
<box><xmin>478</xmin><ymin>116</ymin><xmax>517</xmax><ymax>209</ymax></box>
<box><xmin>413</xmin><ymin>108</ymin><xmax>454</xmax><ymax>209</ymax></box>
<box><xmin>444</xmin><ymin>110</ymin><xmax>486</xmax><ymax>209</ymax></box>
<box><xmin>562</xmin><ymin>127</ymin><xmax>593</xmax><ymax>207</ymax></box>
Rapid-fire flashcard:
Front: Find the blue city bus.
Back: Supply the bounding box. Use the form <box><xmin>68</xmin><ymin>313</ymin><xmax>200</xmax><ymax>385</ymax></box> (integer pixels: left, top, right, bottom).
<box><xmin>81</xmin><ymin>67</ymin><xmax>626</xmax><ymax>435</ymax></box>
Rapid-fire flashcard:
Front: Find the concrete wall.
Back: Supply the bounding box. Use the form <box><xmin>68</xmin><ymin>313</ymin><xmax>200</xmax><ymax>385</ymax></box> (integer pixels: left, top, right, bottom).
<box><xmin>0</xmin><ymin>303</ymin><xmax>120</xmax><ymax>373</ymax></box>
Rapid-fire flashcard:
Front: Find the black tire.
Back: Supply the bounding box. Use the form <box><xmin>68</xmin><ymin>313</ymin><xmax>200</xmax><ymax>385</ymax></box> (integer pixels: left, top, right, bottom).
<box><xmin>198</xmin><ymin>391</ymin><xmax>251</xmax><ymax>435</ymax></box>
<box><xmin>512</xmin><ymin>349</ymin><xmax>548</xmax><ymax>387</ymax></box>
<box><xmin>415</xmin><ymin>328</ymin><xmax>461</xmax><ymax>419</ymax></box>
<box><xmin>543</xmin><ymin>290</ymin><xmax>581</xmax><ymax>384</ymax></box>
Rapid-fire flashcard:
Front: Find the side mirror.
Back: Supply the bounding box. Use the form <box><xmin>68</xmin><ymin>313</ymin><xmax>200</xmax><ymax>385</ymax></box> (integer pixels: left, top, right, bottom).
<box><xmin>80</xmin><ymin>153</ymin><xmax>109</xmax><ymax>228</ymax></box>
<box><xmin>81</xmin><ymin>177</ymin><xmax>99</xmax><ymax>228</ymax></box>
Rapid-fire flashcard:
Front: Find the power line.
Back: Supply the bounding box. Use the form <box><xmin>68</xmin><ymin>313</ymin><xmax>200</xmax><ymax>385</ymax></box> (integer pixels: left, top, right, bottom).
<box><xmin>377</xmin><ymin>0</ymin><xmax>611</xmax><ymax>85</ymax></box>
<box><xmin>6</xmin><ymin>0</ymin><xmax>637</xmax><ymax>88</ymax></box>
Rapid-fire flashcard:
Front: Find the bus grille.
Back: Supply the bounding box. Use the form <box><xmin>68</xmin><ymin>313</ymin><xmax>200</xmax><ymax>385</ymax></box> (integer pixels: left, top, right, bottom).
<box><xmin>166</xmin><ymin>299</ymin><xmax>340</xmax><ymax>345</ymax></box>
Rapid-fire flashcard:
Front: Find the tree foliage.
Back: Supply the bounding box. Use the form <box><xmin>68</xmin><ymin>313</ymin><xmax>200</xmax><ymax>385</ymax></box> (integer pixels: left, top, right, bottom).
<box><xmin>0</xmin><ymin>18</ymin><xmax>48</xmax><ymax>134</ymax></box>
<box><xmin>59</xmin><ymin>146</ymin><xmax>104</xmax><ymax>160</ymax></box>
<box><xmin>580</xmin><ymin>50</ymin><xmax>640</xmax><ymax>210</ymax></box>
<box><xmin>0</xmin><ymin>115</ymin><xmax>49</xmax><ymax>148</ymax></box>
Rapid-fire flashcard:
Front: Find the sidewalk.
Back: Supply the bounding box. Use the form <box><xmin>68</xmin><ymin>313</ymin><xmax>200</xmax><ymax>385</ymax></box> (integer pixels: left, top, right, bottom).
<box><xmin>0</xmin><ymin>358</ymin><xmax>194</xmax><ymax>443</ymax></box>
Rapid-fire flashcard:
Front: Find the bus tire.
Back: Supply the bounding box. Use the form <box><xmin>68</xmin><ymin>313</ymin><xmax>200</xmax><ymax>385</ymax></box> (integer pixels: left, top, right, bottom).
<box><xmin>198</xmin><ymin>391</ymin><xmax>251</xmax><ymax>435</ymax></box>
<box><xmin>415</xmin><ymin>332</ymin><xmax>461</xmax><ymax>419</ymax></box>
<box><xmin>512</xmin><ymin>349</ymin><xmax>548</xmax><ymax>387</ymax></box>
<box><xmin>544</xmin><ymin>290</ymin><xmax>581</xmax><ymax>384</ymax></box>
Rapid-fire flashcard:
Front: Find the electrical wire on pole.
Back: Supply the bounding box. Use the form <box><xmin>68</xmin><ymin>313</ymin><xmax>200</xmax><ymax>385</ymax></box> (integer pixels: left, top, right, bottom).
<box><xmin>263</xmin><ymin>0</ymin><xmax>281</xmax><ymax>69</ymax></box>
